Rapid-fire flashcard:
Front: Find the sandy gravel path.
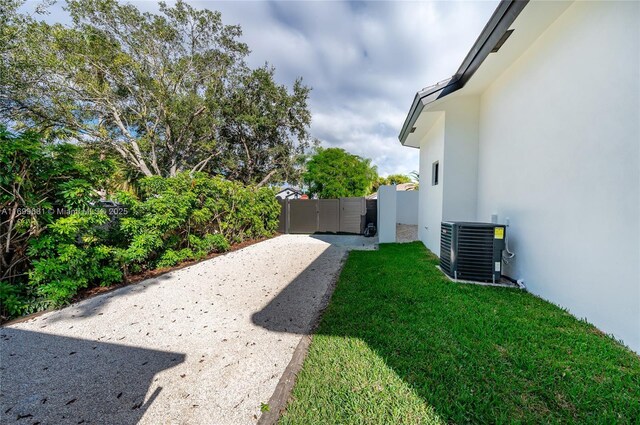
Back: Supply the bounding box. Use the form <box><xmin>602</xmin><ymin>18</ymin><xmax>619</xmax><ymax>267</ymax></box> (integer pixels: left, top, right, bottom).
<box><xmin>0</xmin><ymin>235</ymin><xmax>375</xmax><ymax>424</ymax></box>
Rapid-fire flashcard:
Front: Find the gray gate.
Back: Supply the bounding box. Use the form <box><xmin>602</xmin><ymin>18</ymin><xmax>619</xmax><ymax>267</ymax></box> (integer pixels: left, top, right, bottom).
<box><xmin>289</xmin><ymin>199</ymin><xmax>319</xmax><ymax>233</ymax></box>
<box><xmin>278</xmin><ymin>198</ymin><xmax>367</xmax><ymax>234</ymax></box>
<box><xmin>318</xmin><ymin>199</ymin><xmax>340</xmax><ymax>233</ymax></box>
<box><xmin>339</xmin><ymin>197</ymin><xmax>366</xmax><ymax>234</ymax></box>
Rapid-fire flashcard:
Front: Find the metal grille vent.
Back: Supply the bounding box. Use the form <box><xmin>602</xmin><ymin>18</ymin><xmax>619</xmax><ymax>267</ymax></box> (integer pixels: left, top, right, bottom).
<box><xmin>439</xmin><ymin>222</ymin><xmax>506</xmax><ymax>282</ymax></box>
<box><xmin>440</xmin><ymin>222</ymin><xmax>453</xmax><ymax>275</ymax></box>
<box><xmin>457</xmin><ymin>226</ymin><xmax>494</xmax><ymax>280</ymax></box>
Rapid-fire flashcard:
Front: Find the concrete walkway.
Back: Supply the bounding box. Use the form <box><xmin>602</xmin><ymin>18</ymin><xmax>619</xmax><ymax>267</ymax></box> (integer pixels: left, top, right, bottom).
<box><xmin>0</xmin><ymin>235</ymin><xmax>376</xmax><ymax>425</ymax></box>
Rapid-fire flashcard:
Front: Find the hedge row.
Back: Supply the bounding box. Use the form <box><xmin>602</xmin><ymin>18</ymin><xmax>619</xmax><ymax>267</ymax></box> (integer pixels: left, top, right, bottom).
<box><xmin>1</xmin><ymin>172</ymin><xmax>280</xmax><ymax>318</ymax></box>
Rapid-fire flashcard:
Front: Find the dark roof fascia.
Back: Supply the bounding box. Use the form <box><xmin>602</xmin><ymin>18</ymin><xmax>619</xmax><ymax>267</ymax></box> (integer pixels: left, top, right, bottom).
<box><xmin>398</xmin><ymin>0</ymin><xmax>529</xmax><ymax>145</ymax></box>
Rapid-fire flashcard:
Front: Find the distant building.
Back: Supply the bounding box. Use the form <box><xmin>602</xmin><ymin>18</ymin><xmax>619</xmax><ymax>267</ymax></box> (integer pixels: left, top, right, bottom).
<box><xmin>275</xmin><ymin>187</ymin><xmax>303</xmax><ymax>200</ymax></box>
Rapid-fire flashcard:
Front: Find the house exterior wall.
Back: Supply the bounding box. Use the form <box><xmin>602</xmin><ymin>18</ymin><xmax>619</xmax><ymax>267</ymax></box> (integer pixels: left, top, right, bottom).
<box><xmin>442</xmin><ymin>97</ymin><xmax>480</xmax><ymax>222</ymax></box>
<box><xmin>377</xmin><ymin>185</ymin><xmax>397</xmax><ymax>243</ymax></box>
<box><xmin>396</xmin><ymin>191</ymin><xmax>419</xmax><ymax>225</ymax></box>
<box><xmin>418</xmin><ymin>114</ymin><xmax>445</xmax><ymax>255</ymax></box>
<box><xmin>476</xmin><ymin>1</ymin><xmax>640</xmax><ymax>350</ymax></box>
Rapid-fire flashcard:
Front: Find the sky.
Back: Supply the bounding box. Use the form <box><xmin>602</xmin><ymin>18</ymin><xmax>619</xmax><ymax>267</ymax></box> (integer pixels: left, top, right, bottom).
<box><xmin>24</xmin><ymin>0</ymin><xmax>498</xmax><ymax>177</ymax></box>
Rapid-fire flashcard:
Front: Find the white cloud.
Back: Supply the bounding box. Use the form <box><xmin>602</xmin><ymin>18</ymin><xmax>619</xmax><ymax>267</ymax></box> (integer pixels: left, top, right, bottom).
<box><xmin>23</xmin><ymin>0</ymin><xmax>498</xmax><ymax>176</ymax></box>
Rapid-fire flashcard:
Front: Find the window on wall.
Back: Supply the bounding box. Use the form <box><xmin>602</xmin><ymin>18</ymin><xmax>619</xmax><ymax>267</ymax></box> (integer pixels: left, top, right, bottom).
<box><xmin>432</xmin><ymin>161</ymin><xmax>439</xmax><ymax>186</ymax></box>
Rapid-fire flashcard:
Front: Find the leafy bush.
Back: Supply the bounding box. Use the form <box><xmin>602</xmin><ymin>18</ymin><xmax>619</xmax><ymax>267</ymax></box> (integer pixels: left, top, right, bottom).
<box><xmin>1</xmin><ymin>158</ymin><xmax>279</xmax><ymax>319</ymax></box>
<box><xmin>27</xmin><ymin>212</ymin><xmax>122</xmax><ymax>308</ymax></box>
<box><xmin>0</xmin><ymin>127</ymin><xmax>103</xmax><ymax>318</ymax></box>
<box><xmin>117</xmin><ymin>172</ymin><xmax>278</xmax><ymax>272</ymax></box>
<box><xmin>0</xmin><ymin>280</ymin><xmax>28</xmax><ymax>318</ymax></box>
<box><xmin>156</xmin><ymin>235</ymin><xmax>230</xmax><ymax>268</ymax></box>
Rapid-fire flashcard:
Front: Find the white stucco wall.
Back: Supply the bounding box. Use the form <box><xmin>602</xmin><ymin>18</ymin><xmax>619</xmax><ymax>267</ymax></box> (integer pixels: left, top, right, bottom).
<box><xmin>377</xmin><ymin>185</ymin><xmax>397</xmax><ymax>243</ymax></box>
<box><xmin>396</xmin><ymin>191</ymin><xmax>419</xmax><ymax>225</ymax></box>
<box><xmin>442</xmin><ymin>97</ymin><xmax>480</xmax><ymax>222</ymax></box>
<box><xmin>418</xmin><ymin>114</ymin><xmax>445</xmax><ymax>255</ymax></box>
<box><xmin>476</xmin><ymin>1</ymin><xmax>640</xmax><ymax>350</ymax></box>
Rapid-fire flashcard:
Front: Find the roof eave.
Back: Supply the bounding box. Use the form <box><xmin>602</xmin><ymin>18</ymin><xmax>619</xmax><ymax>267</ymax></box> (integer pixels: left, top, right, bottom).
<box><xmin>398</xmin><ymin>0</ymin><xmax>529</xmax><ymax>145</ymax></box>
<box><xmin>398</xmin><ymin>77</ymin><xmax>460</xmax><ymax>145</ymax></box>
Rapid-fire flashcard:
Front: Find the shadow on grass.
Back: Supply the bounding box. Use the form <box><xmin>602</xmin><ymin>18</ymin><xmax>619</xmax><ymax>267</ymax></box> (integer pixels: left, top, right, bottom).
<box><xmin>0</xmin><ymin>329</ymin><xmax>185</xmax><ymax>424</ymax></box>
<box><xmin>252</xmin><ymin>242</ymin><xmax>640</xmax><ymax>423</ymax></box>
<box><xmin>251</xmin><ymin>234</ymin><xmax>377</xmax><ymax>335</ymax></box>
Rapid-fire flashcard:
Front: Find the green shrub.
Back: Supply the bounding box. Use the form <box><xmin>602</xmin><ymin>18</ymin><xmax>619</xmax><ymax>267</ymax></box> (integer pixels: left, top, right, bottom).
<box><xmin>2</xmin><ymin>166</ymin><xmax>278</xmax><ymax>319</ymax></box>
<box><xmin>156</xmin><ymin>248</ymin><xmax>194</xmax><ymax>269</ymax></box>
<box><xmin>190</xmin><ymin>234</ymin><xmax>230</xmax><ymax>256</ymax></box>
<box><xmin>116</xmin><ymin>172</ymin><xmax>278</xmax><ymax>272</ymax></box>
<box><xmin>0</xmin><ymin>280</ymin><xmax>28</xmax><ymax>318</ymax></box>
<box><xmin>0</xmin><ymin>127</ymin><xmax>107</xmax><ymax>318</ymax></box>
<box><xmin>155</xmin><ymin>233</ymin><xmax>231</xmax><ymax>269</ymax></box>
<box><xmin>27</xmin><ymin>211</ymin><xmax>122</xmax><ymax>308</ymax></box>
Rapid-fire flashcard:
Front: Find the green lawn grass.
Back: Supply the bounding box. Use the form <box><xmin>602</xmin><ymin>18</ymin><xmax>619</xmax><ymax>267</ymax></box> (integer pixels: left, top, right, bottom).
<box><xmin>279</xmin><ymin>242</ymin><xmax>640</xmax><ymax>424</ymax></box>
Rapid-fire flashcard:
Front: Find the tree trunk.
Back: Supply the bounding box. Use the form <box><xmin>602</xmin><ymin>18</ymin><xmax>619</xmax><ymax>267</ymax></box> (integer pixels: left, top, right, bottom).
<box><xmin>256</xmin><ymin>169</ymin><xmax>277</xmax><ymax>188</ymax></box>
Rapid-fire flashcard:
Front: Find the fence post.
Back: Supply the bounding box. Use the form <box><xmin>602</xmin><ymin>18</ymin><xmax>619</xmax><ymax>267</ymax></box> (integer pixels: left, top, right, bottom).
<box><xmin>285</xmin><ymin>199</ymin><xmax>290</xmax><ymax>234</ymax></box>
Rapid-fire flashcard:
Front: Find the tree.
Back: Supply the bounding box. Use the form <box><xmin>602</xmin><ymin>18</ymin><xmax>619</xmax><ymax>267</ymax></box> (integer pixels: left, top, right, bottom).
<box><xmin>371</xmin><ymin>173</ymin><xmax>413</xmax><ymax>193</ymax></box>
<box><xmin>218</xmin><ymin>66</ymin><xmax>312</xmax><ymax>186</ymax></box>
<box><xmin>409</xmin><ymin>170</ymin><xmax>419</xmax><ymax>190</ymax></box>
<box><xmin>387</xmin><ymin>174</ymin><xmax>413</xmax><ymax>185</ymax></box>
<box><xmin>371</xmin><ymin>177</ymin><xmax>387</xmax><ymax>193</ymax></box>
<box><xmin>303</xmin><ymin>148</ymin><xmax>377</xmax><ymax>199</ymax></box>
<box><xmin>1</xmin><ymin>0</ymin><xmax>312</xmax><ymax>182</ymax></box>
